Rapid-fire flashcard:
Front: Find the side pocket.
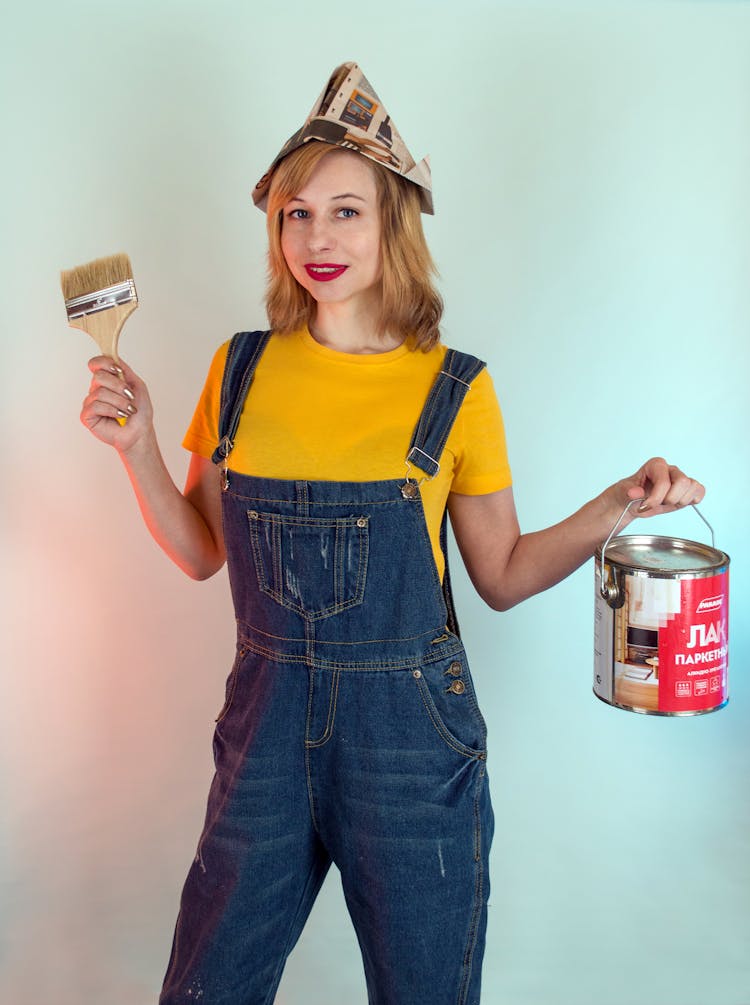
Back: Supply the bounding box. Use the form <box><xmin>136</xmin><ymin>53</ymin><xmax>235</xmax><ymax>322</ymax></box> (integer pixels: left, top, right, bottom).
<box><xmin>412</xmin><ymin>657</ymin><xmax>487</xmax><ymax>759</ymax></box>
<box><xmin>215</xmin><ymin>646</ymin><xmax>248</xmax><ymax>723</ymax></box>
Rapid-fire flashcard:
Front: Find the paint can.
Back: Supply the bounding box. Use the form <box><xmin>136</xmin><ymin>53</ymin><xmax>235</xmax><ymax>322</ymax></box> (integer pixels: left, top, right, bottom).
<box><xmin>594</xmin><ymin>503</ymin><xmax>730</xmax><ymax>715</ymax></box>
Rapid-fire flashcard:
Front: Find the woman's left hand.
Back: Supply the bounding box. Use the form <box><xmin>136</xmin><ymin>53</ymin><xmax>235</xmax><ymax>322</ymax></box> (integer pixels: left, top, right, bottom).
<box><xmin>618</xmin><ymin>456</ymin><xmax>705</xmax><ymax>518</ymax></box>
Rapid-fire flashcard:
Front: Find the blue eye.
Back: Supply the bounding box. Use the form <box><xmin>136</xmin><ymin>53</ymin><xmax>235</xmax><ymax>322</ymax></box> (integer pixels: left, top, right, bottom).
<box><xmin>287</xmin><ymin>208</ymin><xmax>309</xmax><ymax>220</ymax></box>
<box><xmin>338</xmin><ymin>207</ymin><xmax>358</xmax><ymax>219</ymax></box>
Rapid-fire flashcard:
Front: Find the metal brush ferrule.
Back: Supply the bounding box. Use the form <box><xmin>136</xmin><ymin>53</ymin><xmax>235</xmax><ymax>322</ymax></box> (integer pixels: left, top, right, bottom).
<box><xmin>65</xmin><ymin>279</ymin><xmax>138</xmax><ymax>319</ymax></box>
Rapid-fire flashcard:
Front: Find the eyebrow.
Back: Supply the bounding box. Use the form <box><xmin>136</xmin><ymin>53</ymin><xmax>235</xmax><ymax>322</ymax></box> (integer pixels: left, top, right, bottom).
<box><xmin>289</xmin><ymin>192</ymin><xmax>367</xmax><ymax>203</ymax></box>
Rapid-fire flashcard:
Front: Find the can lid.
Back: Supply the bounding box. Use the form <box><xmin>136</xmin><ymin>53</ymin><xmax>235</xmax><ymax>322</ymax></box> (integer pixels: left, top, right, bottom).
<box><xmin>598</xmin><ymin>535</ymin><xmax>729</xmax><ymax>574</ymax></box>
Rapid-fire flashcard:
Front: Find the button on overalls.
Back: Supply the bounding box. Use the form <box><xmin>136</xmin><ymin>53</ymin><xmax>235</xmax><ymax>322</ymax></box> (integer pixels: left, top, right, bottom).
<box><xmin>160</xmin><ymin>332</ymin><xmax>494</xmax><ymax>1005</ymax></box>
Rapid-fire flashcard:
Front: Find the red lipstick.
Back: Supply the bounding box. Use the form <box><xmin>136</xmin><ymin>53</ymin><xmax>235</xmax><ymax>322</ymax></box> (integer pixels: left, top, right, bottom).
<box><xmin>304</xmin><ymin>263</ymin><xmax>348</xmax><ymax>282</ymax></box>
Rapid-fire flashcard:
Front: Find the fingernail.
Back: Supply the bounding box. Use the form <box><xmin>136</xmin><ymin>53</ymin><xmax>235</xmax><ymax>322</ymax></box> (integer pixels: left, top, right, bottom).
<box><xmin>109</xmin><ymin>365</ymin><xmax>124</xmax><ymax>376</ymax></box>
<box><xmin>122</xmin><ymin>386</ymin><xmax>135</xmax><ymax>401</ymax></box>
<box><xmin>638</xmin><ymin>500</ymin><xmax>650</xmax><ymax>512</ymax></box>
<box><xmin>116</xmin><ymin>408</ymin><xmax>129</xmax><ymax>418</ymax></box>
<box><xmin>126</xmin><ymin>404</ymin><xmax>137</xmax><ymax>415</ymax></box>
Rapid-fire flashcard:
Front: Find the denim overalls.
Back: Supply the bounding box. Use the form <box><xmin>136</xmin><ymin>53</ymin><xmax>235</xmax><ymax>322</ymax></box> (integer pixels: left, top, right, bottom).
<box><xmin>160</xmin><ymin>332</ymin><xmax>494</xmax><ymax>1005</ymax></box>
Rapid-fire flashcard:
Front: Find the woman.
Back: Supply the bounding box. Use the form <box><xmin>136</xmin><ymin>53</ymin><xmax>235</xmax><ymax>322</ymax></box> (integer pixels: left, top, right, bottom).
<box><xmin>81</xmin><ymin>64</ymin><xmax>704</xmax><ymax>1005</ymax></box>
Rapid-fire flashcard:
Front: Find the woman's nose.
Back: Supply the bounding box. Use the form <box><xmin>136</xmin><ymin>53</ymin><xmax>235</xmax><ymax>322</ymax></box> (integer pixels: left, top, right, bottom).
<box><xmin>307</xmin><ymin>219</ymin><xmax>335</xmax><ymax>253</ymax></box>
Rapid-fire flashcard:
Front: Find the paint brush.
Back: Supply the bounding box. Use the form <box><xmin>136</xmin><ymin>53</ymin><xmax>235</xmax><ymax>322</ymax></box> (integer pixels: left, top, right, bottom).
<box><xmin>61</xmin><ymin>253</ymin><xmax>139</xmax><ymax>425</ymax></box>
<box><xmin>60</xmin><ymin>252</ymin><xmax>138</xmax><ymax>363</ymax></box>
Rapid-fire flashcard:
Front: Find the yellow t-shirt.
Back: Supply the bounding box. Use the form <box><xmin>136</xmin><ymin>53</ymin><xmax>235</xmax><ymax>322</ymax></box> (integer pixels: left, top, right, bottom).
<box><xmin>183</xmin><ymin>328</ymin><xmax>512</xmax><ymax>579</ymax></box>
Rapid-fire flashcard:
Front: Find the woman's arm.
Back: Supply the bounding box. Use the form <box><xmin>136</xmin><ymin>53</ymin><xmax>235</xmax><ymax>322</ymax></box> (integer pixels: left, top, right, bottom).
<box><xmin>448</xmin><ymin>457</ymin><xmax>705</xmax><ymax>612</ymax></box>
<box><xmin>81</xmin><ymin>356</ymin><xmax>226</xmax><ymax>580</ymax></box>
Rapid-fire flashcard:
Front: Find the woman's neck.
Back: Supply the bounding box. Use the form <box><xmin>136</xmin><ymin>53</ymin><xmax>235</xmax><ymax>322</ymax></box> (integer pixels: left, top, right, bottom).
<box><xmin>309</xmin><ymin>301</ymin><xmax>402</xmax><ymax>355</ymax></box>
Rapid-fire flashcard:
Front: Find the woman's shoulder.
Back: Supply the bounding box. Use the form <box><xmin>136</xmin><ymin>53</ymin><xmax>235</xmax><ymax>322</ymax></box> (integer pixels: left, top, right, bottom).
<box><xmin>429</xmin><ymin>341</ymin><xmax>493</xmax><ymax>385</ymax></box>
<box><xmin>202</xmin><ymin>329</ymin><xmax>273</xmax><ymax>376</ymax></box>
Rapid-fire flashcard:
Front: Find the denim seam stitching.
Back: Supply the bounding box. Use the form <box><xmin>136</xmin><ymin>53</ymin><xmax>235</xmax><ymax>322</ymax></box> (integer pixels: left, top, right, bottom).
<box><xmin>304</xmin><ymin>670</ymin><xmax>321</xmax><ymax>833</ymax></box>
<box><xmin>413</xmin><ymin>675</ymin><xmax>485</xmax><ymax>760</ymax></box>
<box><xmin>408</xmin><ymin>351</ymin><xmax>453</xmax><ymax>468</ymax></box>
<box><xmin>457</xmin><ymin>769</ymin><xmax>486</xmax><ymax>1005</ymax></box>
<box><xmin>356</xmin><ymin>526</ymin><xmax>369</xmax><ymax>606</ymax></box>
<box><xmin>219</xmin><ymin>332</ymin><xmax>271</xmax><ymax>453</ymax></box>
<box><xmin>417</xmin><ymin>381</ymin><xmax>462</xmax><ymax>475</ymax></box>
<box><xmin>247</xmin><ymin>514</ymin><xmax>272</xmax><ymax>597</ymax></box>
<box><xmin>229</xmin><ymin>495</ymin><xmax>404</xmax><ymax>506</ymax></box>
<box><xmin>236</xmin><ymin>620</ymin><xmax>454</xmax><ymax>647</ymax></box>
<box><xmin>334</xmin><ymin>521</ymin><xmax>342</xmax><ymax>609</ymax></box>
<box><xmin>411</xmin><ymin>489</ymin><xmax>448</xmax><ymax>616</ymax></box>
<box><xmin>409</xmin><ymin>377</ymin><xmax>443</xmax><ymax>474</ymax></box>
<box><xmin>457</xmin><ymin>671</ymin><xmax>489</xmax><ymax>749</ymax></box>
<box><xmin>273</xmin><ymin>519</ymin><xmax>283</xmax><ymax>601</ymax></box>
<box><xmin>305</xmin><ymin>668</ymin><xmax>341</xmax><ymax>749</ymax></box>
<box><xmin>237</xmin><ymin>636</ymin><xmax>464</xmax><ymax>671</ymax></box>
<box><xmin>275</xmin><ymin>595</ymin><xmax>368</xmax><ymax>621</ymax></box>
<box><xmin>213</xmin><ymin>643</ymin><xmax>252</xmax><ymax>723</ymax></box>
<box><xmin>253</xmin><ymin>514</ymin><xmax>371</xmax><ymax>527</ymax></box>
<box><xmin>305</xmin><ymin>619</ymin><xmax>315</xmax><ymax>666</ymax></box>
<box><xmin>247</xmin><ymin>514</ymin><xmax>369</xmax><ymax>621</ymax></box>
<box><xmin>214</xmin><ymin>659</ymin><xmax>240</xmax><ymax>724</ymax></box>
<box><xmin>408</xmin><ymin>353</ymin><xmax>485</xmax><ymax>479</ymax></box>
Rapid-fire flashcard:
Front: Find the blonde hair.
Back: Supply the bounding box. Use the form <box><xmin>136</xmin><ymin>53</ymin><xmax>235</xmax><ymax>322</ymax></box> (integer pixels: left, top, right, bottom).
<box><xmin>264</xmin><ymin>142</ymin><xmax>443</xmax><ymax>350</ymax></box>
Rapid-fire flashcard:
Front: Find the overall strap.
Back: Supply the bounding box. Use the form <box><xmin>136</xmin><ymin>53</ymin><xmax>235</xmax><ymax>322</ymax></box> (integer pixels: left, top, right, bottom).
<box><xmin>406</xmin><ymin>348</ymin><xmax>487</xmax><ymax>640</ymax></box>
<box><xmin>406</xmin><ymin>348</ymin><xmax>486</xmax><ymax>478</ymax></box>
<box><xmin>211</xmin><ymin>330</ymin><xmax>272</xmax><ymax>466</ymax></box>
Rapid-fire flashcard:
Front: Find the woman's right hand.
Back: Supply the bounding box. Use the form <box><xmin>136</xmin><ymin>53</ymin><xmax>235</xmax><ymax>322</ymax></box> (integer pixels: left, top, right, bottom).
<box><xmin>79</xmin><ymin>356</ymin><xmax>225</xmax><ymax>579</ymax></box>
<box><xmin>81</xmin><ymin>356</ymin><xmax>154</xmax><ymax>452</ymax></box>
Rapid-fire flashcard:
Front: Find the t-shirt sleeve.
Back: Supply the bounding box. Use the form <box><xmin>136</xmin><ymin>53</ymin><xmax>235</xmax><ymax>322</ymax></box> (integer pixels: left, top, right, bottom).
<box><xmin>181</xmin><ymin>340</ymin><xmax>231</xmax><ymax>458</ymax></box>
<box><xmin>449</xmin><ymin>367</ymin><xmax>513</xmax><ymax>495</ymax></box>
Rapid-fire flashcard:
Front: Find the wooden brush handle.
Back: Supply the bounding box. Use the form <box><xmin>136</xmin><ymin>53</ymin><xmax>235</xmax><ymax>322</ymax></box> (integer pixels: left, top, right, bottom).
<box><xmin>68</xmin><ymin>301</ymin><xmax>138</xmax><ymax>362</ymax></box>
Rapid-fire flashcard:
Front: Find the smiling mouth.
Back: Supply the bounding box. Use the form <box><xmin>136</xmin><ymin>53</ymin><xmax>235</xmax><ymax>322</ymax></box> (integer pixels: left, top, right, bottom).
<box><xmin>304</xmin><ymin>264</ymin><xmax>348</xmax><ymax>282</ymax></box>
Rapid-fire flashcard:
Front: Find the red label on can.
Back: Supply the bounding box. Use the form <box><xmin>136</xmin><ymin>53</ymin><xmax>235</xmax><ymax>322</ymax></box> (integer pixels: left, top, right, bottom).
<box><xmin>657</xmin><ymin>573</ymin><xmax>729</xmax><ymax>712</ymax></box>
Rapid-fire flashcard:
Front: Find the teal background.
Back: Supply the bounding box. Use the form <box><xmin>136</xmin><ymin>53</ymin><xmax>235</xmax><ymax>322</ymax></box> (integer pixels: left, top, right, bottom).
<box><xmin>1</xmin><ymin>2</ymin><xmax>748</xmax><ymax>1003</ymax></box>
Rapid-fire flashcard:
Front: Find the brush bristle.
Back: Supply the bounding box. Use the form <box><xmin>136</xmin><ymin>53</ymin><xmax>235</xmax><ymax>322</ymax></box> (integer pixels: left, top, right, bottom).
<box><xmin>60</xmin><ymin>253</ymin><xmax>134</xmax><ymax>303</ymax></box>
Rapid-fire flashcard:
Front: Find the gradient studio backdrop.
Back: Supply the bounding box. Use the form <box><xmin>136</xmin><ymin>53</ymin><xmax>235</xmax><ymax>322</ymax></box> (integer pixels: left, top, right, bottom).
<box><xmin>1</xmin><ymin>2</ymin><xmax>748</xmax><ymax>1003</ymax></box>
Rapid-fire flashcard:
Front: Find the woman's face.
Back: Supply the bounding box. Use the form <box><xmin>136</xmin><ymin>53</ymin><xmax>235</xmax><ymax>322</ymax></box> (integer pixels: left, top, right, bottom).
<box><xmin>280</xmin><ymin>149</ymin><xmax>382</xmax><ymax>316</ymax></box>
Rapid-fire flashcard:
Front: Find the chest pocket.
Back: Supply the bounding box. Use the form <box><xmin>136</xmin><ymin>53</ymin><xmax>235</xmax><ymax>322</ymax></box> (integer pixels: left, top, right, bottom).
<box><xmin>247</xmin><ymin>510</ymin><xmax>370</xmax><ymax>621</ymax></box>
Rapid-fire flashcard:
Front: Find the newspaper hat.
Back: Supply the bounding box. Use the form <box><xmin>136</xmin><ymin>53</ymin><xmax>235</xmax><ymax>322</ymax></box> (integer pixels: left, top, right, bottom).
<box><xmin>253</xmin><ymin>61</ymin><xmax>433</xmax><ymax>215</ymax></box>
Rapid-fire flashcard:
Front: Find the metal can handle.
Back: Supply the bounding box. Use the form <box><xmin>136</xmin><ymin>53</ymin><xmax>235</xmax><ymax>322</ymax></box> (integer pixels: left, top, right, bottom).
<box><xmin>599</xmin><ymin>501</ymin><xmax>715</xmax><ymax>603</ymax></box>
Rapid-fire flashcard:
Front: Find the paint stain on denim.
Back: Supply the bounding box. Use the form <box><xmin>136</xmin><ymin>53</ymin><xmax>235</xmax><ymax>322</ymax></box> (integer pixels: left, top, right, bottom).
<box><xmin>285</xmin><ymin>568</ymin><xmax>302</xmax><ymax>600</ymax></box>
<box><xmin>320</xmin><ymin>533</ymin><xmax>330</xmax><ymax>569</ymax></box>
